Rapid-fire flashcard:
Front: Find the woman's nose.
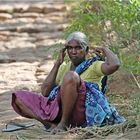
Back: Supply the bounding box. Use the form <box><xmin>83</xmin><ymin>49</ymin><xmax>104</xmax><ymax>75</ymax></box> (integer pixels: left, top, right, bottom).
<box><xmin>71</xmin><ymin>48</ymin><xmax>77</xmax><ymax>53</ymax></box>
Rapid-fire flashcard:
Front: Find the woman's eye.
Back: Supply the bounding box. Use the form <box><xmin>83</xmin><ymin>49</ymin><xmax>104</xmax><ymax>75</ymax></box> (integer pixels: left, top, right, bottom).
<box><xmin>66</xmin><ymin>46</ymin><xmax>82</xmax><ymax>50</ymax></box>
<box><xmin>67</xmin><ymin>46</ymin><xmax>72</xmax><ymax>50</ymax></box>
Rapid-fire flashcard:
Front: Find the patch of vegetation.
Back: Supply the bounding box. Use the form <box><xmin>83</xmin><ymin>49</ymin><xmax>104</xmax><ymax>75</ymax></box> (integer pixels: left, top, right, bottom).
<box><xmin>64</xmin><ymin>0</ymin><xmax>140</xmax><ymax>75</ymax></box>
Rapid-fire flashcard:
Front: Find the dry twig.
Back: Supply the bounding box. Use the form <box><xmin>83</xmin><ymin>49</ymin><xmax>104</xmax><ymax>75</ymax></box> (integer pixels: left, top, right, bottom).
<box><xmin>131</xmin><ymin>71</ymin><xmax>140</xmax><ymax>89</ymax></box>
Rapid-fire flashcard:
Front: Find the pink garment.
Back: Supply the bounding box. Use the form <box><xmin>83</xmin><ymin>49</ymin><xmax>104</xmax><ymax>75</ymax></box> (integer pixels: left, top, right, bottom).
<box><xmin>12</xmin><ymin>81</ymin><xmax>86</xmax><ymax>126</ymax></box>
<box><xmin>12</xmin><ymin>90</ymin><xmax>59</xmax><ymax>121</ymax></box>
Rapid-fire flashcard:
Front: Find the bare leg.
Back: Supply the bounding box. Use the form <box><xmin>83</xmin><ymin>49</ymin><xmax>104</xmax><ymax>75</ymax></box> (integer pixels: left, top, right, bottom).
<box><xmin>14</xmin><ymin>98</ymin><xmax>56</xmax><ymax>129</ymax></box>
<box><xmin>51</xmin><ymin>71</ymin><xmax>80</xmax><ymax>133</ymax></box>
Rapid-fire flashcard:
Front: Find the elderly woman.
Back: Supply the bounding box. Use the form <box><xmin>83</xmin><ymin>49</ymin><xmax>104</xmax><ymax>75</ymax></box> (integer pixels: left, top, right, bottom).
<box><xmin>12</xmin><ymin>32</ymin><xmax>125</xmax><ymax>133</ymax></box>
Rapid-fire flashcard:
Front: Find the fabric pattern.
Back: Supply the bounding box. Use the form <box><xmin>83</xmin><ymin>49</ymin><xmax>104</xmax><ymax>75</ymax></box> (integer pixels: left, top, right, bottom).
<box><xmin>48</xmin><ymin>57</ymin><xmax>125</xmax><ymax>127</ymax></box>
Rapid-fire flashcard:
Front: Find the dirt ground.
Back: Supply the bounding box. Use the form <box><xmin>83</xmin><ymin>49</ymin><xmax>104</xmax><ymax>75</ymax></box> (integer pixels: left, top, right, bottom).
<box><xmin>0</xmin><ymin>0</ymin><xmax>140</xmax><ymax>140</ymax></box>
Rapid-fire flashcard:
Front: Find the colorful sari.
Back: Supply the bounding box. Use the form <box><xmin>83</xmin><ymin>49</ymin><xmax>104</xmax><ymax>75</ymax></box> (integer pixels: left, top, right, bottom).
<box><xmin>48</xmin><ymin>56</ymin><xmax>125</xmax><ymax>127</ymax></box>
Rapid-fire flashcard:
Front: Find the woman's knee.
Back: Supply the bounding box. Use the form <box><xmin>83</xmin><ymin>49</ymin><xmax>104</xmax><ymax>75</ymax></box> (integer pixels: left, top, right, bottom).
<box><xmin>62</xmin><ymin>71</ymin><xmax>80</xmax><ymax>85</ymax></box>
<box><xmin>14</xmin><ymin>97</ymin><xmax>36</xmax><ymax>118</ymax></box>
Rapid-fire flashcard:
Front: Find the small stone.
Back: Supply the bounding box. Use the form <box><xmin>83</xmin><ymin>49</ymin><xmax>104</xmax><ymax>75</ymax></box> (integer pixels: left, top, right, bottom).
<box><xmin>0</xmin><ymin>13</ymin><xmax>12</xmax><ymax>20</ymax></box>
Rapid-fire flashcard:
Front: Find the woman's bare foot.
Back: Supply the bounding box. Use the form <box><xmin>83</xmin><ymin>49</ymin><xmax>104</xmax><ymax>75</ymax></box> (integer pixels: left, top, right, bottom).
<box><xmin>42</xmin><ymin>121</ymin><xmax>57</xmax><ymax>132</ymax></box>
<box><xmin>45</xmin><ymin>123</ymin><xmax>57</xmax><ymax>132</ymax></box>
<box><xmin>50</xmin><ymin>122</ymin><xmax>67</xmax><ymax>134</ymax></box>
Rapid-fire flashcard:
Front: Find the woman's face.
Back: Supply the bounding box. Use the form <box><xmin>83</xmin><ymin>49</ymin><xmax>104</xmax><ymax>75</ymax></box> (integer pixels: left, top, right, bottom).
<box><xmin>66</xmin><ymin>39</ymin><xmax>87</xmax><ymax>66</ymax></box>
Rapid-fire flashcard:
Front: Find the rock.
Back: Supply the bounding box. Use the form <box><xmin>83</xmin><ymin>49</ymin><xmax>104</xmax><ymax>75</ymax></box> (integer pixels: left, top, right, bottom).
<box><xmin>13</xmin><ymin>4</ymin><xmax>29</xmax><ymax>13</ymax></box>
<box><xmin>35</xmin><ymin>38</ymin><xmax>59</xmax><ymax>47</ymax></box>
<box><xmin>0</xmin><ymin>13</ymin><xmax>12</xmax><ymax>20</ymax></box>
<box><xmin>0</xmin><ymin>26</ymin><xmax>17</xmax><ymax>31</ymax></box>
<box><xmin>34</xmin><ymin>32</ymin><xmax>62</xmax><ymax>41</ymax></box>
<box><xmin>0</xmin><ymin>54</ymin><xmax>14</xmax><ymax>63</ymax></box>
<box><xmin>16</xmin><ymin>23</ymin><xmax>67</xmax><ymax>33</ymax></box>
<box><xmin>44</xmin><ymin>12</ymin><xmax>67</xmax><ymax>22</ymax></box>
<box><xmin>34</xmin><ymin>17</ymin><xmax>52</xmax><ymax>24</ymax></box>
<box><xmin>13</xmin><ymin>13</ymin><xmax>41</xmax><ymax>18</ymax></box>
<box><xmin>25</xmin><ymin>5</ymin><xmax>43</xmax><ymax>13</ymax></box>
<box><xmin>43</xmin><ymin>5</ymin><xmax>67</xmax><ymax>14</ymax></box>
<box><xmin>16</xmin><ymin>24</ymin><xmax>46</xmax><ymax>33</ymax></box>
<box><xmin>0</xmin><ymin>5</ymin><xmax>13</xmax><ymax>13</ymax></box>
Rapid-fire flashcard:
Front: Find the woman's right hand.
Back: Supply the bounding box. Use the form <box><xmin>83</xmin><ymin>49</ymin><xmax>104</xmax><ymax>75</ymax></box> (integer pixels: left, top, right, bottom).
<box><xmin>56</xmin><ymin>47</ymin><xmax>66</xmax><ymax>65</ymax></box>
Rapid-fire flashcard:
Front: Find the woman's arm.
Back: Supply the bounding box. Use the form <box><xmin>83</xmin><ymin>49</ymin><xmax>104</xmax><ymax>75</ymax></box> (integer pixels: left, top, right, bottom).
<box><xmin>94</xmin><ymin>47</ymin><xmax>120</xmax><ymax>75</ymax></box>
<box><xmin>41</xmin><ymin>47</ymin><xmax>66</xmax><ymax>97</ymax></box>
